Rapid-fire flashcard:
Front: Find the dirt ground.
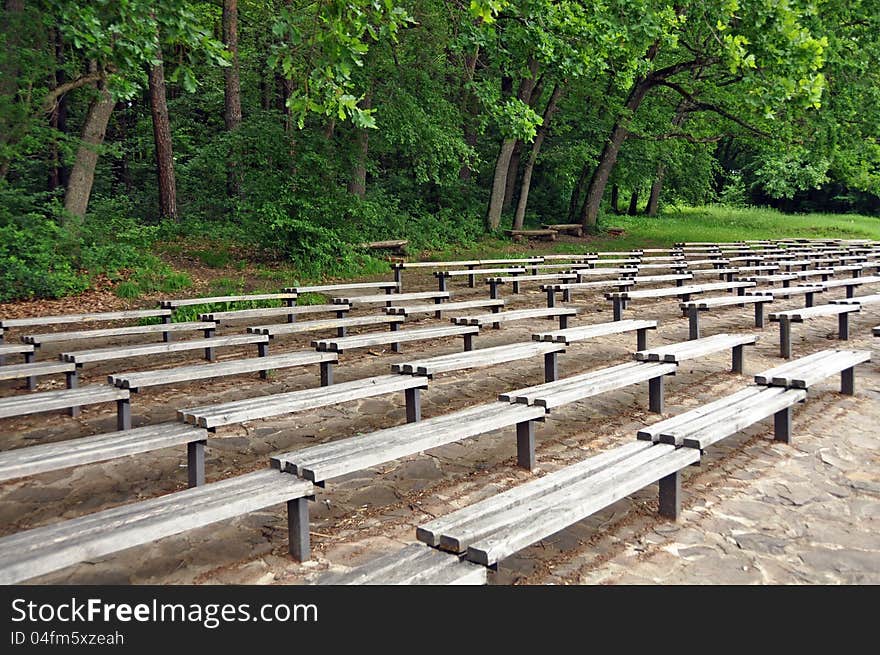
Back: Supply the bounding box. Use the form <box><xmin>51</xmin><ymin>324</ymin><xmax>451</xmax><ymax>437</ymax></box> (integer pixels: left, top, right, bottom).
<box><xmin>0</xmin><ymin>265</ymin><xmax>878</xmax><ymax>585</ymax></box>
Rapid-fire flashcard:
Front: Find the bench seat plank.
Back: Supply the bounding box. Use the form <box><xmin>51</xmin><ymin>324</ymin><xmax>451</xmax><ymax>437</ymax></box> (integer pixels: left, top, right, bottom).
<box><xmin>745</xmin><ymin>285</ymin><xmax>825</xmax><ymax>298</ymax></box>
<box><xmin>439</xmin><ymin>267</ymin><xmax>527</xmax><ymax>277</ymax></box>
<box><xmin>634</xmin><ymin>333</ymin><xmax>756</xmax><ymax>363</ymax></box>
<box><xmin>0</xmin><ymin>469</ymin><xmax>314</xmax><ymax>585</ymax></box>
<box><xmin>681</xmin><ymin>295</ymin><xmax>771</xmax><ymax>310</ymax></box>
<box><xmin>385</xmin><ymin>299</ymin><xmax>504</xmax><ymax>316</ymax></box>
<box><xmin>313</xmin><ymin>325</ymin><xmax>477</xmax><ymax>353</ymax></box>
<box><xmin>0</xmin><ymin>423</ymin><xmax>207</xmax><ymax>483</ymax></box>
<box><xmin>0</xmin><ymin>385</ymin><xmax>129</xmax><ymax>419</ymax></box>
<box><xmin>108</xmin><ymin>351</ymin><xmax>338</xmax><ymax>390</ymax></box>
<box><xmin>532</xmin><ymin>319</ymin><xmax>657</xmax><ymax>344</ymax></box>
<box><xmin>160</xmin><ymin>294</ymin><xmax>297</xmax><ymax>309</ymax></box>
<box><xmin>607</xmin><ymin>281</ymin><xmax>755</xmax><ymax>300</ymax></box>
<box><xmin>22</xmin><ymin>321</ymin><xmax>214</xmax><ymax>345</ymax></box>
<box><xmin>334</xmin><ymin>291</ymin><xmax>450</xmax><ymax>306</ymax></box>
<box><xmin>0</xmin><ymin>343</ymin><xmax>35</xmax><ymax>357</ymax></box>
<box><xmin>392</xmin><ymin>341</ymin><xmax>565</xmax><ymax>377</ymax></box>
<box><xmin>0</xmin><ymin>360</ymin><xmax>75</xmax><ymax>382</ymax></box>
<box><xmin>542</xmin><ymin>279</ymin><xmax>635</xmax><ymax>292</ymax></box>
<box><xmin>0</xmin><ymin>309</ymin><xmax>172</xmax><ymax>329</ymax></box>
<box><xmin>829</xmin><ymin>294</ymin><xmax>880</xmax><ymax>306</ymax></box>
<box><xmin>179</xmin><ymin>374</ymin><xmax>427</xmax><ymax>429</ymax></box>
<box><xmin>199</xmin><ymin>304</ymin><xmax>348</xmax><ymax>322</ymax></box>
<box><xmin>451</xmin><ymin>307</ymin><xmax>578</xmax><ymax>327</ymax></box>
<box><xmin>754</xmin><ymin>349</ymin><xmax>871</xmax><ymax>387</ymax></box>
<box><xmin>61</xmin><ymin>334</ymin><xmax>267</xmax><ymax>364</ymax></box>
<box><xmin>273</xmin><ymin>402</ymin><xmax>545</xmax><ymax>483</ymax></box>
<box><xmin>249</xmin><ymin>315</ymin><xmax>403</xmax><ymax>337</ymax></box>
<box><xmin>768</xmin><ymin>304</ymin><xmax>859</xmax><ymax>322</ymax></box>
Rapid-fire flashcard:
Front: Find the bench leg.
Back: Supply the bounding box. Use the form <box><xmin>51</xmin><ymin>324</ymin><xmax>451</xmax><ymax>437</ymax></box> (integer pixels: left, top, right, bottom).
<box><xmin>489</xmin><ymin>281</ymin><xmax>500</xmax><ymax>300</ymax></box>
<box><xmin>688</xmin><ymin>306</ymin><xmax>700</xmax><ymax>340</ymax></box>
<box><xmin>463</xmin><ymin>334</ymin><xmax>474</xmax><ymax>352</ymax></box>
<box><xmin>779</xmin><ymin>317</ymin><xmax>792</xmax><ymax>359</ymax></box>
<box><xmin>162</xmin><ymin>314</ymin><xmax>172</xmax><ymax>342</ymax></box>
<box><xmin>187</xmin><ymin>440</ymin><xmax>206</xmax><ymax>487</ymax></box>
<box><xmin>558</xmin><ymin>314</ymin><xmax>569</xmax><ymax>330</ymax></box>
<box><xmin>512</xmin><ymin>279</ymin><xmax>520</xmax><ymax>294</ymax></box>
<box><xmin>841</xmin><ymin>367</ymin><xmax>855</xmax><ymax>395</ymax></box>
<box><xmin>658</xmin><ymin>470</ymin><xmax>682</xmax><ymax>520</ymax></box>
<box><xmin>612</xmin><ymin>298</ymin><xmax>623</xmax><ymax>321</ymax></box>
<box><xmin>805</xmin><ymin>292</ymin><xmax>815</xmax><ymax>308</ymax></box>
<box><xmin>117</xmin><ymin>398</ymin><xmax>132</xmax><ymax>430</ymax></box>
<box><xmin>203</xmin><ymin>327</ymin><xmax>215</xmax><ymax>361</ymax></box>
<box><xmin>287</xmin><ymin>310</ymin><xmax>297</xmax><ymax>323</ymax></box>
<box><xmin>838</xmin><ymin>313</ymin><xmax>849</xmax><ymax>340</ymax></box>
<box><xmin>438</xmin><ymin>275</ymin><xmax>447</xmax><ymax>292</ymax></box>
<box><xmin>66</xmin><ymin>369</ymin><xmax>80</xmax><ymax>416</ymax></box>
<box><xmin>434</xmin><ymin>296</ymin><xmax>443</xmax><ymax>320</ymax></box>
<box><xmin>636</xmin><ymin>328</ymin><xmax>648</xmax><ymax>352</ymax></box>
<box><xmin>405</xmin><ymin>387</ymin><xmax>421</xmax><ymax>423</ymax></box>
<box><xmin>546</xmin><ymin>289</ymin><xmax>556</xmax><ymax>308</ymax></box>
<box><xmin>516</xmin><ymin>420</ymin><xmax>536</xmax><ymax>471</ymax></box>
<box><xmin>24</xmin><ymin>350</ymin><xmax>36</xmax><ymax>390</ymax></box>
<box><xmin>563</xmin><ymin>288</ymin><xmax>572</xmax><ymax>302</ymax></box>
<box><xmin>544</xmin><ymin>352</ymin><xmax>558</xmax><ymax>383</ymax></box>
<box><xmin>732</xmin><ymin>344</ymin><xmax>744</xmax><ymax>374</ymax></box>
<box><xmin>394</xmin><ymin>267</ymin><xmax>402</xmax><ymax>288</ymax></box>
<box><xmin>468</xmin><ymin>271</ymin><xmax>476</xmax><ymax>288</ymax></box>
<box><xmin>320</xmin><ymin>361</ymin><xmax>334</xmax><ymax>387</ymax></box>
<box><xmin>846</xmin><ymin>285</ymin><xmax>855</xmax><ymax>299</ymax></box>
<box><xmin>257</xmin><ymin>342</ymin><xmax>270</xmax><ymax>379</ymax></box>
<box><xmin>288</xmin><ymin>497</ymin><xmax>310</xmax><ymax>562</ymax></box>
<box><xmin>755</xmin><ymin>302</ymin><xmax>765</xmax><ymax>328</ymax></box>
<box><xmin>648</xmin><ymin>376</ymin><xmax>665</xmax><ymax>414</ymax></box>
<box><xmin>774</xmin><ymin>406</ymin><xmax>793</xmax><ymax>443</ymax></box>
<box><xmin>389</xmin><ymin>321</ymin><xmax>401</xmax><ymax>353</ymax></box>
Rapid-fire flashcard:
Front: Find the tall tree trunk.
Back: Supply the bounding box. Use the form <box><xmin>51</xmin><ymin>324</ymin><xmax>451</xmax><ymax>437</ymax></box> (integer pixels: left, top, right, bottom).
<box><xmin>610</xmin><ymin>184</ymin><xmax>620</xmax><ymax>214</ymax></box>
<box><xmin>567</xmin><ymin>164</ymin><xmax>591</xmax><ymax>223</ymax></box>
<box><xmin>486</xmin><ymin>59</ymin><xmax>540</xmax><ymax>230</ymax></box>
<box><xmin>148</xmin><ymin>55</ymin><xmax>177</xmax><ymax>221</ymax></box>
<box><xmin>627</xmin><ymin>189</ymin><xmax>640</xmax><ymax>215</ymax></box>
<box><xmin>647</xmin><ymin>101</ymin><xmax>689</xmax><ymax>216</ymax></box>
<box><xmin>223</xmin><ymin>0</ymin><xmax>242</xmax><ymax>198</ymax></box>
<box><xmin>514</xmin><ymin>83</ymin><xmax>563</xmax><ymax>230</ymax></box>
<box><xmin>347</xmin><ymin>93</ymin><xmax>372</xmax><ymax>198</ymax></box>
<box><xmin>578</xmin><ymin>76</ymin><xmax>654</xmax><ymax>230</ymax></box>
<box><xmin>47</xmin><ymin>26</ymin><xmax>69</xmax><ymax>191</ymax></box>
<box><xmin>458</xmin><ymin>47</ymin><xmax>479</xmax><ymax>180</ymax></box>
<box><xmin>0</xmin><ymin>0</ymin><xmax>24</xmax><ymax>180</ymax></box>
<box><xmin>64</xmin><ymin>81</ymin><xmax>114</xmax><ymax>218</ymax></box>
<box><xmin>503</xmin><ymin>141</ymin><xmax>522</xmax><ymax>210</ymax></box>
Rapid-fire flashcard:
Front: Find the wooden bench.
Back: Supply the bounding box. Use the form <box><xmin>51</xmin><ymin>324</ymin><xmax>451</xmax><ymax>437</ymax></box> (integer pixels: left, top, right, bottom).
<box><xmin>313</xmin><ymin>324</ymin><xmax>479</xmax><ymax>354</ymax></box>
<box><xmin>22</xmin><ymin>320</ymin><xmax>215</xmax><ymax>348</ymax></box>
<box><xmin>285</xmin><ymin>281</ymin><xmax>400</xmax><ymax>297</ymax></box>
<box><xmin>634</xmin><ymin>333</ymin><xmax>757</xmax><ymax>373</ymax></box>
<box><xmin>199</xmin><ymin>303</ymin><xmax>348</xmax><ymax>324</ymax></box>
<box><xmin>754</xmin><ymin>348</ymin><xmax>871</xmax><ymax>395</ymax></box>
<box><xmin>738</xmin><ymin>273</ymin><xmax>799</xmax><ymax>286</ymax></box>
<box><xmin>333</xmin><ymin>291</ymin><xmax>450</xmax><ymax>307</ymax></box>
<box><xmin>61</xmin><ymin>334</ymin><xmax>268</xmax><ymax>369</ymax></box>
<box><xmin>0</xmin><ymin>308</ymin><xmax>172</xmax><ymax>335</ymax></box>
<box><xmin>109</xmin><ymin>351</ymin><xmax>338</xmax><ymax>391</ymax></box>
<box><xmin>505</xmin><ymin>229</ymin><xmax>557</xmax><ymax>242</ymax></box>
<box><xmin>606</xmin><ymin>281</ymin><xmax>755</xmax><ymax>321</ymax></box>
<box><xmin>680</xmin><ymin>295</ymin><xmax>774</xmax><ymax>339</ymax></box>
<box><xmin>830</xmin><ymin>293</ymin><xmax>880</xmax><ymax>307</ymax></box>
<box><xmin>632</xmin><ymin>262</ymin><xmax>689</xmax><ymax>271</ymax></box>
<box><xmin>0</xmin><ymin>343</ymin><xmax>34</xmax><ymax>367</ymax></box>
<box><xmin>390</xmin><ymin>259</ymin><xmax>542</xmax><ymax>287</ymax></box>
<box><xmin>0</xmin><ymin>469</ymin><xmax>315</xmax><ymax>584</ymax></box>
<box><xmin>768</xmin><ymin>304</ymin><xmax>861</xmax><ymax>358</ymax></box>
<box><xmin>178</xmin><ymin>374</ymin><xmax>429</xmax><ymax>430</ymax></box>
<box><xmin>0</xmin><ymin>360</ymin><xmax>76</xmax><ymax>391</ymax></box>
<box><xmin>486</xmin><ymin>273</ymin><xmax>577</xmax><ymax>298</ymax></box>
<box><xmin>500</xmin><ymin>361</ymin><xmax>677</xmax><ymax>413</ymax></box>
<box><xmin>451</xmin><ymin>307</ymin><xmax>578</xmax><ymax>330</ymax></box>
<box><xmin>315</xmin><ymin>543</ymin><xmax>487</xmax><ymax>585</ymax></box>
<box><xmin>688</xmin><ymin>267</ymin><xmax>739</xmax><ymax>281</ymax></box>
<box><xmin>392</xmin><ymin>341</ymin><xmax>566</xmax><ymax>382</ymax></box>
<box><xmin>249</xmin><ymin>314</ymin><xmax>403</xmax><ymax>339</ymax></box>
<box><xmin>0</xmin><ymin>423</ymin><xmax>210</xmax><ymax>487</ymax></box>
<box><xmin>542</xmin><ymin>279</ymin><xmax>636</xmax><ymax>306</ymax></box>
<box><xmin>272</xmin><ymin>401</ymin><xmax>547</xmax><ymax>479</ymax></box>
<box><xmin>386</xmin><ymin>298</ymin><xmax>504</xmax><ymax>319</ymax></box>
<box><xmin>358</xmin><ymin>239</ymin><xmax>408</xmax><ymax>255</ymax></box>
<box><xmin>542</xmin><ymin>223</ymin><xmax>583</xmax><ymax>236</ymax></box>
<box><xmin>160</xmin><ymin>293</ymin><xmax>297</xmax><ymax>309</ymax></box>
<box><xmin>435</xmin><ymin>268</ymin><xmax>526</xmax><ymax>291</ymax></box>
<box><xmin>637</xmin><ymin>385</ymin><xmax>807</xmax><ymax>448</ymax></box>
<box><xmin>806</xmin><ymin>275</ymin><xmax>880</xmax><ymax>298</ymax></box>
<box><xmin>533</xmin><ymin>319</ymin><xmax>657</xmax><ymax>351</ymax></box>
<box><xmin>745</xmin><ymin>285</ymin><xmax>827</xmax><ymax>308</ymax></box>
<box><xmin>0</xmin><ymin>385</ymin><xmax>132</xmax><ymax>429</ymax></box>
<box><xmin>416</xmin><ymin>441</ymin><xmax>699</xmax><ymax>567</ymax></box>
<box><xmin>627</xmin><ymin>273</ymin><xmax>693</xmax><ymax>286</ymax></box>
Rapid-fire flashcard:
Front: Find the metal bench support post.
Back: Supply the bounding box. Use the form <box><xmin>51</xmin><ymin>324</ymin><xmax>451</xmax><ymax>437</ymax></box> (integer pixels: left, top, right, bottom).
<box><xmin>636</xmin><ymin>328</ymin><xmax>649</xmax><ymax>352</ymax></box>
<box><xmin>463</xmin><ymin>333</ymin><xmax>474</xmax><ymax>352</ymax></box>
<box><xmin>648</xmin><ymin>375</ymin><xmax>665</xmax><ymax>413</ymax></box>
<box><xmin>779</xmin><ymin>316</ymin><xmax>792</xmax><ymax>359</ymax></box>
<box><xmin>203</xmin><ymin>327</ymin><xmax>216</xmax><ymax>361</ymax></box>
<box><xmin>546</xmin><ymin>289</ymin><xmax>556</xmax><ymax>308</ymax></box>
<box><xmin>288</xmin><ymin>497</ymin><xmax>310</xmax><ymax>562</ymax></box>
<box><xmin>732</xmin><ymin>344</ymin><xmax>745</xmax><ymax>373</ymax></box>
<box><xmin>544</xmin><ymin>352</ymin><xmax>558</xmax><ymax>383</ymax></box>
<box><xmin>438</xmin><ymin>275</ymin><xmax>447</xmax><ymax>292</ymax></box>
<box><xmin>612</xmin><ymin>298</ymin><xmax>623</xmax><ymax>322</ymax></box>
<box><xmin>838</xmin><ymin>313</ymin><xmax>850</xmax><ymax>340</ymax></box>
<box><xmin>320</xmin><ymin>361</ymin><xmax>334</xmax><ymax>387</ymax></box>
<box><xmin>516</xmin><ymin>420</ymin><xmax>536</xmax><ymax>471</ymax></box>
<box><xmin>558</xmin><ymin>314</ymin><xmax>569</xmax><ymax>330</ymax></box>
<box><xmin>841</xmin><ymin>367</ymin><xmax>855</xmax><ymax>395</ymax></box>
<box><xmin>117</xmin><ymin>398</ymin><xmax>132</xmax><ymax>430</ymax></box>
<box><xmin>187</xmin><ymin>440</ymin><xmax>206</xmax><ymax>487</ymax></box>
<box><xmin>405</xmin><ymin>387</ymin><xmax>421</xmax><ymax>423</ymax></box>
<box><xmin>688</xmin><ymin>306</ymin><xmax>700</xmax><ymax>340</ymax></box>
<box><xmin>66</xmin><ymin>370</ymin><xmax>81</xmax><ymax>417</ymax></box>
<box><xmin>774</xmin><ymin>406</ymin><xmax>793</xmax><ymax>443</ymax></box>
<box><xmin>390</xmin><ymin>321</ymin><xmax>401</xmax><ymax>353</ymax></box>
<box><xmin>755</xmin><ymin>302</ymin><xmax>765</xmax><ymax>328</ymax></box>
<box><xmin>563</xmin><ymin>288</ymin><xmax>572</xmax><ymax>302</ymax></box>
<box><xmin>658</xmin><ymin>470</ymin><xmax>682</xmax><ymax>520</ymax></box>
<box><xmin>489</xmin><ymin>281</ymin><xmax>501</xmax><ymax>300</ymax></box>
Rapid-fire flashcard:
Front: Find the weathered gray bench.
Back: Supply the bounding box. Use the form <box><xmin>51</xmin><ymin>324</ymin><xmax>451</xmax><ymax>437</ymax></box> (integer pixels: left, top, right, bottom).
<box><xmin>806</xmin><ymin>275</ymin><xmax>880</xmax><ymax>298</ymax></box>
<box><xmin>386</xmin><ymin>298</ymin><xmax>504</xmax><ymax>319</ymax></box>
<box><xmin>634</xmin><ymin>333</ymin><xmax>757</xmax><ymax>373</ymax></box>
<box><xmin>109</xmin><ymin>351</ymin><xmax>338</xmax><ymax>391</ymax></box>
<box><xmin>533</xmin><ymin>319</ymin><xmax>657</xmax><ymax>351</ymax></box>
<box><xmin>627</xmin><ymin>273</ymin><xmax>693</xmax><ymax>286</ymax></box>
<box><xmin>738</xmin><ymin>273</ymin><xmax>799</xmax><ymax>286</ymax></box>
<box><xmin>316</xmin><ymin>543</ymin><xmax>487</xmax><ymax>585</ymax></box>
<box><xmin>500</xmin><ymin>361</ymin><xmax>677</xmax><ymax>413</ymax></box>
<box><xmin>416</xmin><ymin>441</ymin><xmax>699</xmax><ymax>567</ymax></box>
<box><xmin>451</xmin><ymin>307</ymin><xmax>578</xmax><ymax>330</ymax></box>
<box><xmin>435</xmin><ymin>268</ymin><xmax>526</xmax><ymax>290</ymax></box>
<box><xmin>505</xmin><ymin>228</ymin><xmax>557</xmax><ymax>242</ymax></box>
<box><xmin>285</xmin><ymin>281</ymin><xmax>399</xmax><ymax>296</ymax></box>
<box><xmin>637</xmin><ymin>385</ymin><xmax>807</xmax><ymax>448</ymax></box>
<box><xmin>61</xmin><ymin>334</ymin><xmax>268</xmax><ymax>368</ymax></box>
<box><xmin>0</xmin><ymin>469</ymin><xmax>315</xmax><ymax>584</ymax></box>
<box><xmin>392</xmin><ymin>341</ymin><xmax>566</xmax><ymax>382</ymax></box>
<box><xmin>542</xmin><ymin>279</ymin><xmax>635</xmax><ymax>306</ymax></box>
<box><xmin>313</xmin><ymin>324</ymin><xmax>479</xmax><ymax>354</ymax></box>
<box><xmin>199</xmin><ymin>303</ymin><xmax>348</xmax><ymax>325</ymax></box>
<box><xmin>333</xmin><ymin>291</ymin><xmax>450</xmax><ymax>307</ymax></box>
<box><xmin>829</xmin><ymin>293</ymin><xmax>880</xmax><ymax>307</ymax></box>
<box><xmin>0</xmin><ymin>384</ymin><xmax>132</xmax><ymax>429</ymax></box>
<box><xmin>179</xmin><ymin>374</ymin><xmax>428</xmax><ymax>430</ymax></box>
<box><xmin>391</xmin><ymin>259</ymin><xmax>542</xmax><ymax>287</ymax></box>
<box><xmin>160</xmin><ymin>293</ymin><xmax>298</xmax><ymax>309</ymax></box>
<box><xmin>680</xmin><ymin>295</ymin><xmax>773</xmax><ymax>339</ymax></box>
<box><xmin>0</xmin><ymin>343</ymin><xmax>34</xmax><ymax>370</ymax></box>
<box><xmin>486</xmin><ymin>273</ymin><xmax>577</xmax><ymax>298</ymax></box>
<box><xmin>632</xmin><ymin>262</ymin><xmax>689</xmax><ymax>271</ymax></box>
<box><xmin>273</xmin><ymin>401</ymin><xmax>547</xmax><ymax>479</ymax></box>
<box><xmin>745</xmin><ymin>285</ymin><xmax>827</xmax><ymax>308</ymax></box>
<box><xmin>606</xmin><ymin>281</ymin><xmax>756</xmax><ymax>321</ymax></box>
<box><xmin>688</xmin><ymin>267</ymin><xmax>739</xmax><ymax>281</ymax></box>
<box><xmin>754</xmin><ymin>348</ymin><xmax>871</xmax><ymax>395</ymax></box>
<box><xmin>249</xmin><ymin>315</ymin><xmax>403</xmax><ymax>339</ymax></box>
<box><xmin>0</xmin><ymin>360</ymin><xmax>75</xmax><ymax>391</ymax></box>
<box><xmin>0</xmin><ymin>423</ymin><xmax>209</xmax><ymax>487</ymax></box>
<box><xmin>22</xmin><ymin>320</ymin><xmax>215</xmax><ymax>348</ymax></box>
<box><xmin>0</xmin><ymin>308</ymin><xmax>172</xmax><ymax>335</ymax></box>
<box><xmin>768</xmin><ymin>304</ymin><xmax>860</xmax><ymax>358</ymax></box>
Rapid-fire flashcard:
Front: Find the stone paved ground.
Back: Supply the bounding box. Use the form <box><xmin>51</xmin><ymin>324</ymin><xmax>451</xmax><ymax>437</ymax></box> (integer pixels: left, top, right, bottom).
<box><xmin>0</xmin><ymin>267</ymin><xmax>877</xmax><ymax>585</ymax></box>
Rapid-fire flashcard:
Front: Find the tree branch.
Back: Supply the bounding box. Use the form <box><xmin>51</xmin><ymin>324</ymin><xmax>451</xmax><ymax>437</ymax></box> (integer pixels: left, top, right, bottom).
<box><xmin>656</xmin><ymin>80</ymin><xmax>773</xmax><ymax>138</ymax></box>
<box><xmin>41</xmin><ymin>71</ymin><xmax>106</xmax><ymax>114</ymax></box>
<box><xmin>629</xmin><ymin>131</ymin><xmax>724</xmax><ymax>144</ymax></box>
